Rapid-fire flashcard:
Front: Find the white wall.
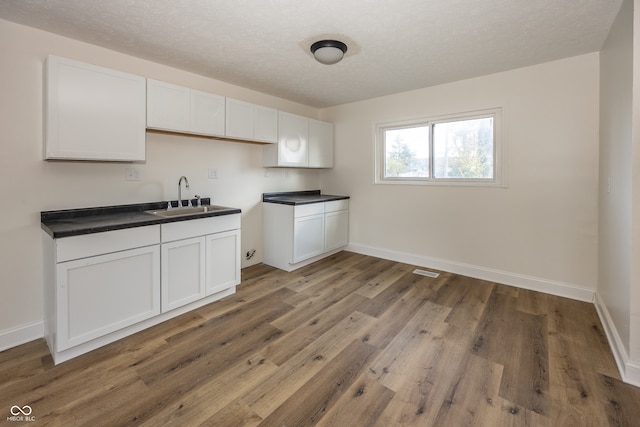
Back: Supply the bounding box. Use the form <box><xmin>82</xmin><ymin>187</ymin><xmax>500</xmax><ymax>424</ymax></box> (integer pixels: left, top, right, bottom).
<box><xmin>598</xmin><ymin>0</ymin><xmax>633</xmax><ymax>370</ymax></box>
<box><xmin>632</xmin><ymin>0</ymin><xmax>640</xmax><ymax>366</ymax></box>
<box><xmin>0</xmin><ymin>19</ymin><xmax>322</xmax><ymax>348</ymax></box>
<box><xmin>320</xmin><ymin>54</ymin><xmax>600</xmax><ymax>299</ymax></box>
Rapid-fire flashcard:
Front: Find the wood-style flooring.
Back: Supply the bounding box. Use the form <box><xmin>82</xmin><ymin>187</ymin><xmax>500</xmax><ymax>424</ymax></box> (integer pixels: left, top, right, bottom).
<box><xmin>1</xmin><ymin>251</ymin><xmax>639</xmax><ymax>426</ymax></box>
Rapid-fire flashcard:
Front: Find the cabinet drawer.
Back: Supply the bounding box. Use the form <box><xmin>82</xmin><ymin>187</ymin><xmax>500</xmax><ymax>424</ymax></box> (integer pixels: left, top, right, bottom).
<box><xmin>294</xmin><ymin>203</ymin><xmax>325</xmax><ymax>218</ymax></box>
<box><xmin>56</xmin><ymin>225</ymin><xmax>160</xmax><ymax>262</ymax></box>
<box><xmin>325</xmin><ymin>199</ymin><xmax>349</xmax><ymax>213</ymax></box>
<box><xmin>161</xmin><ymin>214</ymin><xmax>241</xmax><ymax>242</ymax></box>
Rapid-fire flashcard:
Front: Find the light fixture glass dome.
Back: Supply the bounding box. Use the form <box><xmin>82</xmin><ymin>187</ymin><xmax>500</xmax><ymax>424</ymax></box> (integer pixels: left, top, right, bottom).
<box><xmin>310</xmin><ymin>40</ymin><xmax>347</xmax><ymax>65</ymax></box>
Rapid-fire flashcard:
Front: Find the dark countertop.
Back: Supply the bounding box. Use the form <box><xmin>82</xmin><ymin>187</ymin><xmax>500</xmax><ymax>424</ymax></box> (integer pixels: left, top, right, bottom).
<box><xmin>41</xmin><ymin>198</ymin><xmax>241</xmax><ymax>239</ymax></box>
<box><xmin>262</xmin><ymin>190</ymin><xmax>350</xmax><ymax>206</ymax></box>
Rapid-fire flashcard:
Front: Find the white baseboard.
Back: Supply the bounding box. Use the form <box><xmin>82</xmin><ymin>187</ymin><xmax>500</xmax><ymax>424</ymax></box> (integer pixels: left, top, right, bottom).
<box><xmin>346</xmin><ymin>243</ymin><xmax>595</xmax><ymax>302</ymax></box>
<box><xmin>0</xmin><ymin>321</ymin><xmax>44</xmax><ymax>352</ymax></box>
<box><xmin>594</xmin><ymin>293</ymin><xmax>640</xmax><ymax>387</ymax></box>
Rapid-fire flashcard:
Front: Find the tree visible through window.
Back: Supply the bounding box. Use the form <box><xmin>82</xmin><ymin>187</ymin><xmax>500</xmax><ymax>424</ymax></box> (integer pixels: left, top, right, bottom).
<box><xmin>384</xmin><ymin>126</ymin><xmax>429</xmax><ymax>178</ymax></box>
<box><xmin>433</xmin><ymin>117</ymin><xmax>494</xmax><ymax>179</ymax></box>
<box><xmin>376</xmin><ymin>108</ymin><xmax>503</xmax><ymax>186</ymax></box>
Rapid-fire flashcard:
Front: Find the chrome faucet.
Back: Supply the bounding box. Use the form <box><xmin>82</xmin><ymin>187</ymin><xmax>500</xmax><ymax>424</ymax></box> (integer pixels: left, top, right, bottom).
<box><xmin>178</xmin><ymin>176</ymin><xmax>189</xmax><ymax>207</ymax></box>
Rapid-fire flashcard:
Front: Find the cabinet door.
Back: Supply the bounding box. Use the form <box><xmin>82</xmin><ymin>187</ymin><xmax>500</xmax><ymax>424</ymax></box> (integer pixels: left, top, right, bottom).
<box><xmin>278</xmin><ymin>112</ymin><xmax>309</xmax><ymax>166</ymax></box>
<box><xmin>191</xmin><ymin>89</ymin><xmax>225</xmax><ymax>136</ymax></box>
<box><xmin>45</xmin><ymin>55</ymin><xmax>146</xmax><ymax>161</ymax></box>
<box><xmin>146</xmin><ymin>79</ymin><xmax>191</xmax><ymax>132</ymax></box>
<box><xmin>225</xmin><ymin>98</ymin><xmax>254</xmax><ymax>140</ymax></box>
<box><xmin>308</xmin><ymin>119</ymin><xmax>334</xmax><ymax>168</ymax></box>
<box><xmin>255</xmin><ymin>105</ymin><xmax>278</xmax><ymax>143</ymax></box>
<box><xmin>293</xmin><ymin>214</ymin><xmax>325</xmax><ymax>263</ymax></box>
<box><xmin>226</xmin><ymin>99</ymin><xmax>278</xmax><ymax>143</ymax></box>
<box><xmin>325</xmin><ymin>210</ymin><xmax>349</xmax><ymax>251</ymax></box>
<box><xmin>161</xmin><ymin>237</ymin><xmax>206</xmax><ymax>312</ymax></box>
<box><xmin>205</xmin><ymin>229</ymin><xmax>241</xmax><ymax>295</ymax></box>
<box><xmin>56</xmin><ymin>245</ymin><xmax>160</xmax><ymax>351</ymax></box>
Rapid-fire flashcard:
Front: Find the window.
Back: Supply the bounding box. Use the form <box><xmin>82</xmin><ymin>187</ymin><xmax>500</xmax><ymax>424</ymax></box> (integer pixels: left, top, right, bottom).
<box><xmin>375</xmin><ymin>108</ymin><xmax>504</xmax><ymax>186</ymax></box>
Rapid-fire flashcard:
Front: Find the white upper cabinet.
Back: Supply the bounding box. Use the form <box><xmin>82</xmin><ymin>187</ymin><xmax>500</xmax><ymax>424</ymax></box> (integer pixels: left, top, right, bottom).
<box><xmin>278</xmin><ymin>112</ymin><xmax>309</xmax><ymax>166</ymax></box>
<box><xmin>225</xmin><ymin>98</ymin><xmax>253</xmax><ymax>140</ymax></box>
<box><xmin>146</xmin><ymin>79</ymin><xmax>190</xmax><ymax>131</ymax></box>
<box><xmin>263</xmin><ymin>111</ymin><xmax>309</xmax><ymax>167</ymax></box>
<box><xmin>44</xmin><ymin>55</ymin><xmax>146</xmax><ymax>161</ymax></box>
<box><xmin>146</xmin><ymin>79</ymin><xmax>225</xmax><ymax>137</ymax></box>
<box><xmin>308</xmin><ymin>118</ymin><xmax>334</xmax><ymax>168</ymax></box>
<box><xmin>255</xmin><ymin>105</ymin><xmax>279</xmax><ymax>143</ymax></box>
<box><xmin>190</xmin><ymin>89</ymin><xmax>226</xmax><ymax>136</ymax></box>
<box><xmin>263</xmin><ymin>112</ymin><xmax>333</xmax><ymax>168</ymax></box>
<box><xmin>225</xmin><ymin>98</ymin><xmax>277</xmax><ymax>143</ymax></box>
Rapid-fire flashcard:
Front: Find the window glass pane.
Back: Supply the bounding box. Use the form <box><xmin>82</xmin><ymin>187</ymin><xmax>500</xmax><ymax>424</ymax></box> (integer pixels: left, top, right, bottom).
<box><xmin>384</xmin><ymin>126</ymin><xmax>429</xmax><ymax>178</ymax></box>
<box><xmin>433</xmin><ymin>117</ymin><xmax>494</xmax><ymax>179</ymax></box>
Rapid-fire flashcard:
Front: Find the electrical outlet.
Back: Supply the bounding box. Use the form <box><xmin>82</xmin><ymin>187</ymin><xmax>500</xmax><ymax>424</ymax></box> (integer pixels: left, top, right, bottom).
<box><xmin>125</xmin><ymin>168</ymin><xmax>141</xmax><ymax>181</ymax></box>
<box><xmin>246</xmin><ymin>249</ymin><xmax>256</xmax><ymax>260</ymax></box>
<box><xmin>264</xmin><ymin>169</ymin><xmax>270</xmax><ymax>178</ymax></box>
<box><xmin>208</xmin><ymin>168</ymin><xmax>218</xmax><ymax>179</ymax></box>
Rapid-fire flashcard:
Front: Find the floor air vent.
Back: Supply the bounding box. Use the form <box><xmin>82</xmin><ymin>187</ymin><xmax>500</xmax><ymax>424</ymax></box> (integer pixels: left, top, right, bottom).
<box><xmin>413</xmin><ymin>269</ymin><xmax>440</xmax><ymax>278</ymax></box>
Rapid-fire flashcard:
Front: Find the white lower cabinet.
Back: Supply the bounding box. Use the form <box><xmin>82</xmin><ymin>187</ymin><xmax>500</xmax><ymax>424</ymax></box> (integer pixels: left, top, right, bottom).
<box><xmin>206</xmin><ymin>229</ymin><xmax>241</xmax><ymax>295</ymax></box>
<box><xmin>56</xmin><ymin>245</ymin><xmax>160</xmax><ymax>351</ymax></box>
<box><xmin>48</xmin><ymin>225</ymin><xmax>161</xmax><ymax>353</ymax></box>
<box><xmin>325</xmin><ymin>209</ymin><xmax>349</xmax><ymax>251</ymax></box>
<box><xmin>293</xmin><ymin>209</ymin><xmax>325</xmax><ymax>263</ymax></box>
<box><xmin>263</xmin><ymin>200</ymin><xmax>348</xmax><ymax>272</ymax></box>
<box><xmin>43</xmin><ymin>213</ymin><xmax>241</xmax><ymax>364</ymax></box>
<box><xmin>161</xmin><ymin>236</ymin><xmax>206</xmax><ymax>312</ymax></box>
<box><xmin>160</xmin><ymin>215</ymin><xmax>241</xmax><ymax>311</ymax></box>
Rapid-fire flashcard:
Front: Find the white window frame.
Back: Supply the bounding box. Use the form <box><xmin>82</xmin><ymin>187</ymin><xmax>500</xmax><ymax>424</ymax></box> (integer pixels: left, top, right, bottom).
<box><xmin>374</xmin><ymin>107</ymin><xmax>506</xmax><ymax>187</ymax></box>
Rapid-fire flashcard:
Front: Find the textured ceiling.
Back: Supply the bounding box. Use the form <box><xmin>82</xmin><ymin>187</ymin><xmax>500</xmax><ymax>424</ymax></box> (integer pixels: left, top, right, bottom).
<box><xmin>0</xmin><ymin>0</ymin><xmax>623</xmax><ymax>108</ymax></box>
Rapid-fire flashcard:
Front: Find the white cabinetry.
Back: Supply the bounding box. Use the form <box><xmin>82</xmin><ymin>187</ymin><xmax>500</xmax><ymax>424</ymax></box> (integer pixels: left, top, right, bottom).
<box><xmin>44</xmin><ymin>55</ymin><xmax>146</xmax><ymax>161</ymax></box>
<box><xmin>147</xmin><ymin>79</ymin><xmax>225</xmax><ymax>137</ymax></box>
<box><xmin>191</xmin><ymin>89</ymin><xmax>226</xmax><ymax>136</ymax></box>
<box><xmin>206</xmin><ymin>229</ymin><xmax>241</xmax><ymax>295</ymax></box>
<box><xmin>263</xmin><ymin>112</ymin><xmax>333</xmax><ymax>168</ymax></box>
<box><xmin>47</xmin><ymin>226</ymin><xmax>160</xmax><ymax>353</ymax></box>
<box><xmin>263</xmin><ymin>200</ymin><xmax>348</xmax><ymax>272</ymax></box>
<box><xmin>309</xmin><ymin>119</ymin><xmax>334</xmax><ymax>168</ymax></box>
<box><xmin>264</xmin><ymin>111</ymin><xmax>309</xmax><ymax>167</ymax></box>
<box><xmin>293</xmin><ymin>203</ymin><xmax>325</xmax><ymax>263</ymax></box>
<box><xmin>160</xmin><ymin>215</ymin><xmax>241</xmax><ymax>311</ymax></box>
<box><xmin>42</xmin><ymin>212</ymin><xmax>241</xmax><ymax>364</ymax></box>
<box><xmin>225</xmin><ymin>98</ymin><xmax>278</xmax><ymax>143</ymax></box>
<box><xmin>324</xmin><ymin>200</ymin><xmax>349</xmax><ymax>250</ymax></box>
<box><xmin>161</xmin><ymin>237</ymin><xmax>206</xmax><ymax>312</ymax></box>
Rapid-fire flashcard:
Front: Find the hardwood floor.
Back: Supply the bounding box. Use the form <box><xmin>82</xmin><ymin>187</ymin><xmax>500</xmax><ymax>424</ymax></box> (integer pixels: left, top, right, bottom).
<box><xmin>2</xmin><ymin>251</ymin><xmax>639</xmax><ymax>426</ymax></box>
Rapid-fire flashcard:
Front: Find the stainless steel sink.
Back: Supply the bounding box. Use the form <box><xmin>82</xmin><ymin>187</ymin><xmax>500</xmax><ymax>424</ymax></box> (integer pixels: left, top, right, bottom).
<box><xmin>146</xmin><ymin>205</ymin><xmax>229</xmax><ymax>218</ymax></box>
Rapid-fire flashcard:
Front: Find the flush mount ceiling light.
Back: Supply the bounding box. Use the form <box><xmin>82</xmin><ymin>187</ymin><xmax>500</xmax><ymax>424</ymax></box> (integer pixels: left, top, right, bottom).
<box><xmin>310</xmin><ymin>40</ymin><xmax>347</xmax><ymax>65</ymax></box>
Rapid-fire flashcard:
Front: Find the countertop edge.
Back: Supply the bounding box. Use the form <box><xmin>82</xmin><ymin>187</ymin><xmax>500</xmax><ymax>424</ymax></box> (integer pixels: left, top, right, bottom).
<box><xmin>262</xmin><ymin>195</ymin><xmax>350</xmax><ymax>206</ymax></box>
<box><xmin>41</xmin><ymin>199</ymin><xmax>242</xmax><ymax>239</ymax></box>
<box><xmin>262</xmin><ymin>190</ymin><xmax>350</xmax><ymax>206</ymax></box>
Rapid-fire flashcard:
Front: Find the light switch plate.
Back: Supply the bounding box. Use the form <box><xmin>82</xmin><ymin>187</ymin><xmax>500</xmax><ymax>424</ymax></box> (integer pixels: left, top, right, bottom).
<box><xmin>125</xmin><ymin>168</ymin><xmax>141</xmax><ymax>181</ymax></box>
